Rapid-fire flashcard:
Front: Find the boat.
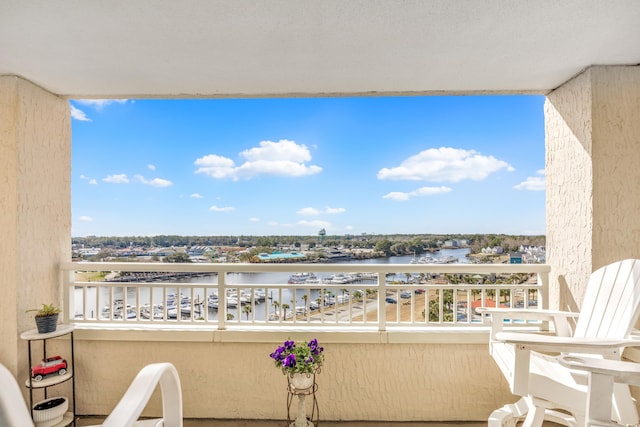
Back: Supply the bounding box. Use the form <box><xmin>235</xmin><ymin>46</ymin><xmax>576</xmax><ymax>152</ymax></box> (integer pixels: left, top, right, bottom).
<box><xmin>323</xmin><ymin>248</ymin><xmax>352</xmax><ymax>261</ymax></box>
<box><xmin>288</xmin><ymin>272</ymin><xmax>317</xmax><ymax>284</ymax></box>
<box><xmin>139</xmin><ymin>304</ymin><xmax>164</xmax><ymax>320</ymax></box>
<box><xmin>432</xmin><ymin>255</ymin><xmax>458</xmax><ymax>264</ymax></box>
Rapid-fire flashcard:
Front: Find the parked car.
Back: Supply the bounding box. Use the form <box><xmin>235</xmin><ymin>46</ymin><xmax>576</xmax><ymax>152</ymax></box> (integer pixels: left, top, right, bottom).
<box><xmin>31</xmin><ymin>355</ymin><xmax>67</xmax><ymax>381</ymax></box>
<box><xmin>385</xmin><ymin>297</ymin><xmax>397</xmax><ymax>304</ymax></box>
<box><xmin>400</xmin><ymin>291</ymin><xmax>412</xmax><ymax>299</ymax></box>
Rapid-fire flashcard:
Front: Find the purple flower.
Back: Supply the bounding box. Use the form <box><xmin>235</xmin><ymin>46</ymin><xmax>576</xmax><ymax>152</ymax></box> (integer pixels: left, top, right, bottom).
<box><xmin>308</xmin><ymin>339</ymin><xmax>323</xmax><ymax>355</ymax></box>
<box><xmin>283</xmin><ymin>353</ymin><xmax>297</xmax><ymax>368</ymax></box>
<box><xmin>270</xmin><ymin>346</ymin><xmax>286</xmax><ymax>361</ymax></box>
<box><xmin>284</xmin><ymin>340</ymin><xmax>295</xmax><ymax>350</ymax></box>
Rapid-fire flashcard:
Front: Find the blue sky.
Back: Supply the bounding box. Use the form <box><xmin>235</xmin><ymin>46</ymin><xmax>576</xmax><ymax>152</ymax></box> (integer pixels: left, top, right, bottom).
<box><xmin>70</xmin><ymin>96</ymin><xmax>545</xmax><ymax>237</ymax></box>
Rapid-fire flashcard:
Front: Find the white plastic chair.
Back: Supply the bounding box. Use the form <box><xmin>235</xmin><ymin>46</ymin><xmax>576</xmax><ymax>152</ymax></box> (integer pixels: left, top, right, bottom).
<box><xmin>0</xmin><ymin>362</ymin><xmax>183</xmax><ymax>427</ymax></box>
<box><xmin>559</xmin><ymin>355</ymin><xmax>640</xmax><ymax>427</ymax></box>
<box><xmin>478</xmin><ymin>259</ymin><xmax>640</xmax><ymax>427</ymax></box>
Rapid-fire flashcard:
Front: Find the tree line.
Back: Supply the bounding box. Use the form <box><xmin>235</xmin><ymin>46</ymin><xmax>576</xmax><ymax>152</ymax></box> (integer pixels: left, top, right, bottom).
<box><xmin>73</xmin><ymin>233</ymin><xmax>544</xmax><ymax>256</ymax></box>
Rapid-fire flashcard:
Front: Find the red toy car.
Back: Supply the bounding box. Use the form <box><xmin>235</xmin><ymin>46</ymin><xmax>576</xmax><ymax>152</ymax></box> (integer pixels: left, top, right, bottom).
<box><xmin>31</xmin><ymin>355</ymin><xmax>67</xmax><ymax>381</ymax></box>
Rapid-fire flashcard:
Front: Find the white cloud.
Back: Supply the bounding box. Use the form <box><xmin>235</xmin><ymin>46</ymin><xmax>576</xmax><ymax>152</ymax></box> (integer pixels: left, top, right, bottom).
<box><xmin>80</xmin><ymin>174</ymin><xmax>98</xmax><ymax>185</ymax></box>
<box><xmin>79</xmin><ymin>215</ymin><xmax>93</xmax><ymax>222</ymax></box>
<box><xmin>297</xmin><ymin>206</ymin><xmax>345</xmax><ymax>216</ymax></box>
<box><xmin>345</xmin><ymin>225</ymin><xmax>354</xmax><ymax>231</ymax></box>
<box><xmin>514</xmin><ymin>170</ymin><xmax>546</xmax><ymax>191</ymax></box>
<box><xmin>383</xmin><ymin>186</ymin><xmax>452</xmax><ymax>201</ymax></box>
<box><xmin>134</xmin><ymin>175</ymin><xmax>173</xmax><ymax>188</ymax></box>
<box><xmin>147</xmin><ymin>164</ymin><xmax>156</xmax><ymax>171</ymax></box>
<box><xmin>297</xmin><ymin>207</ymin><xmax>320</xmax><ymax>216</ymax></box>
<box><xmin>325</xmin><ymin>207</ymin><xmax>345</xmax><ymax>214</ymax></box>
<box><xmin>75</xmin><ymin>99</ymin><xmax>128</xmax><ymax>110</ymax></box>
<box><xmin>103</xmin><ymin>174</ymin><xmax>129</xmax><ymax>184</ymax></box>
<box><xmin>297</xmin><ymin>219</ymin><xmax>332</xmax><ymax>229</ymax></box>
<box><xmin>209</xmin><ymin>205</ymin><xmax>235</xmax><ymax>212</ymax></box>
<box><xmin>70</xmin><ymin>105</ymin><xmax>91</xmax><ymax>121</ymax></box>
<box><xmin>249</xmin><ymin>217</ymin><xmax>260</xmax><ymax>222</ymax></box>
<box><xmin>377</xmin><ymin>147</ymin><xmax>514</xmax><ymax>182</ymax></box>
<box><xmin>194</xmin><ymin>154</ymin><xmax>236</xmax><ymax>178</ymax></box>
<box><xmin>190</xmin><ymin>193</ymin><xmax>204</xmax><ymax>199</ymax></box>
<box><xmin>194</xmin><ymin>139</ymin><xmax>322</xmax><ymax>180</ymax></box>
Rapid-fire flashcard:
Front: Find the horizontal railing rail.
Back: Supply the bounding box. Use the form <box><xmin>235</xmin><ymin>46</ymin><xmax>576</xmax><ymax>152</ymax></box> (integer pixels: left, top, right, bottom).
<box><xmin>61</xmin><ymin>261</ymin><xmax>550</xmax><ymax>331</ymax></box>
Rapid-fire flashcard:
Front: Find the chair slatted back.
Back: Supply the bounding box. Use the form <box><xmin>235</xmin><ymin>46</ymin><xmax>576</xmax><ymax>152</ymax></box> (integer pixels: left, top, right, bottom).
<box><xmin>574</xmin><ymin>259</ymin><xmax>640</xmax><ymax>339</ymax></box>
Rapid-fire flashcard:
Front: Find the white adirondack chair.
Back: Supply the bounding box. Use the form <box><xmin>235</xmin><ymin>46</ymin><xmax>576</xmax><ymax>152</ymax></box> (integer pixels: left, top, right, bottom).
<box><xmin>479</xmin><ymin>258</ymin><xmax>640</xmax><ymax>427</ymax></box>
<box><xmin>0</xmin><ymin>362</ymin><xmax>183</xmax><ymax>427</ymax></box>
<box><xmin>559</xmin><ymin>355</ymin><xmax>640</xmax><ymax>427</ymax></box>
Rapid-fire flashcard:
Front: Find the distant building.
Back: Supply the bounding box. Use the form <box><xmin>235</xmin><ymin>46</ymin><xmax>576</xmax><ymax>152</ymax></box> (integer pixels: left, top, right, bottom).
<box><xmin>509</xmin><ymin>252</ymin><xmax>523</xmax><ymax>264</ymax></box>
<box><xmin>257</xmin><ymin>252</ymin><xmax>306</xmax><ymax>261</ymax></box>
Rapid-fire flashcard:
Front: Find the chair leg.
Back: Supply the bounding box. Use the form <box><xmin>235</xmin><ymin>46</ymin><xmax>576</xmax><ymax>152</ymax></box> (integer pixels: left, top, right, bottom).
<box><xmin>611</xmin><ymin>382</ymin><xmax>640</xmax><ymax>425</ymax></box>
<box><xmin>521</xmin><ymin>396</ymin><xmax>545</xmax><ymax>427</ymax></box>
<box><xmin>488</xmin><ymin>397</ymin><xmax>530</xmax><ymax>427</ymax></box>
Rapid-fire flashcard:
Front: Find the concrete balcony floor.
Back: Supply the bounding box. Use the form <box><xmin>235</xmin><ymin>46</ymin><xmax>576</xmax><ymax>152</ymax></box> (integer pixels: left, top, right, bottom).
<box><xmin>78</xmin><ymin>420</ymin><xmax>485</xmax><ymax>426</ymax></box>
<box><xmin>77</xmin><ymin>417</ymin><xmax>563</xmax><ymax>426</ymax></box>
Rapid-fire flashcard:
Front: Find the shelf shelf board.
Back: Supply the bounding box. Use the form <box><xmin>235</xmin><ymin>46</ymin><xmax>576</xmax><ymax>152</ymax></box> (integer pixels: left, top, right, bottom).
<box><xmin>25</xmin><ymin>371</ymin><xmax>73</xmax><ymax>388</ymax></box>
<box><xmin>20</xmin><ymin>324</ymin><xmax>74</xmax><ymax>341</ymax></box>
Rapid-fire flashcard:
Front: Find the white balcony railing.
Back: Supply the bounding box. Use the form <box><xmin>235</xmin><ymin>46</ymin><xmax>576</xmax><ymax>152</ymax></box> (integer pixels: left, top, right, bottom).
<box><xmin>61</xmin><ymin>261</ymin><xmax>550</xmax><ymax>331</ymax></box>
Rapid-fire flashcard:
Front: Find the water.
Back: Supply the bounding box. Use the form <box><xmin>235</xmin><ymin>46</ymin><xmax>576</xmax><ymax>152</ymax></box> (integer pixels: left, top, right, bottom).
<box><xmin>75</xmin><ymin>248</ymin><xmax>470</xmax><ymax>321</ymax></box>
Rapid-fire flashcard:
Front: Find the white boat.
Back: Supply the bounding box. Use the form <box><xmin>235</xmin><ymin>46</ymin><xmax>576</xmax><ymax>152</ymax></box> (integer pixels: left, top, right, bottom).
<box><xmin>324</xmin><ymin>248</ymin><xmax>352</xmax><ymax>261</ymax></box>
<box><xmin>288</xmin><ymin>272</ymin><xmax>317</xmax><ymax>284</ymax></box>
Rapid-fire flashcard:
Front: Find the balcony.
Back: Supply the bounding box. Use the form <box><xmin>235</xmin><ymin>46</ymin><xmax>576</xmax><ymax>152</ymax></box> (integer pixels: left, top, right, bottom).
<box><xmin>56</xmin><ymin>261</ymin><xmax>550</xmax><ymax>423</ymax></box>
<box><xmin>4</xmin><ymin>3</ymin><xmax>640</xmax><ymax>425</ymax></box>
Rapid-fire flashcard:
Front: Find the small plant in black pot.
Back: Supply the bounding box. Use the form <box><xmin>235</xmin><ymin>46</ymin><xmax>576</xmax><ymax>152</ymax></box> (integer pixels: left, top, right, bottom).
<box><xmin>27</xmin><ymin>303</ymin><xmax>62</xmax><ymax>334</ymax></box>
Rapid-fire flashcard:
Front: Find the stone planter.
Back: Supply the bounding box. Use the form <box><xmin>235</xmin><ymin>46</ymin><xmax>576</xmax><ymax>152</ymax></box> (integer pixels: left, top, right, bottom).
<box><xmin>32</xmin><ymin>396</ymin><xmax>68</xmax><ymax>427</ymax></box>
<box><xmin>35</xmin><ymin>314</ymin><xmax>59</xmax><ymax>334</ymax></box>
<box><xmin>289</xmin><ymin>372</ymin><xmax>314</xmax><ymax>391</ymax></box>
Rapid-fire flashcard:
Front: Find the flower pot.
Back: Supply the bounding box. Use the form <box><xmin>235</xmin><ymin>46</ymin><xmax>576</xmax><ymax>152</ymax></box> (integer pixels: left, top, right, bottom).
<box><xmin>35</xmin><ymin>314</ymin><xmax>59</xmax><ymax>334</ymax></box>
<box><xmin>289</xmin><ymin>372</ymin><xmax>314</xmax><ymax>391</ymax></box>
<box><xmin>32</xmin><ymin>396</ymin><xmax>68</xmax><ymax>427</ymax></box>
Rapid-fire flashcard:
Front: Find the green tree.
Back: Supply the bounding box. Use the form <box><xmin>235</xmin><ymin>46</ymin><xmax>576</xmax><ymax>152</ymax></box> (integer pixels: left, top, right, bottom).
<box><xmin>242</xmin><ymin>304</ymin><xmax>252</xmax><ymax>320</ymax></box>
<box><xmin>374</xmin><ymin>239</ymin><xmax>393</xmax><ymax>256</ymax></box>
<box><xmin>163</xmin><ymin>252</ymin><xmax>192</xmax><ymax>263</ymax></box>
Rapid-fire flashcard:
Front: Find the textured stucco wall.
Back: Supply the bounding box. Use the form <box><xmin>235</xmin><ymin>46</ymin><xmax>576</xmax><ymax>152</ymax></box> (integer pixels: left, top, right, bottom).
<box><xmin>545</xmin><ymin>65</ymin><xmax>640</xmax><ymax>310</ymax></box>
<box><xmin>0</xmin><ymin>76</ymin><xmax>71</xmax><ymax>378</ymax></box>
<box><xmin>591</xmin><ymin>67</ymin><xmax>640</xmax><ymax>268</ymax></box>
<box><xmin>73</xmin><ymin>339</ymin><xmax>511</xmax><ymax>422</ymax></box>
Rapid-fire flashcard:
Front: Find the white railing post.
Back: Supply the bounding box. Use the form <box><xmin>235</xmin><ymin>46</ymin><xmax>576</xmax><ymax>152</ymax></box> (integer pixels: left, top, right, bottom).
<box><xmin>218</xmin><ymin>270</ymin><xmax>226</xmax><ymax>330</ymax></box>
<box><xmin>378</xmin><ymin>271</ymin><xmax>386</xmax><ymax>331</ymax></box>
<box><xmin>61</xmin><ymin>266</ymin><xmax>74</xmax><ymax>323</ymax></box>
<box><xmin>538</xmin><ymin>270</ymin><xmax>550</xmax><ymax>331</ymax></box>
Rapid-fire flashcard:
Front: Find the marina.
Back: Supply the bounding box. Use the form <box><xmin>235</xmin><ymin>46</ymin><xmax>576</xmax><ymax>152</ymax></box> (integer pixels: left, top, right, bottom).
<box><xmin>75</xmin><ymin>249</ymin><xmax>473</xmax><ymax>322</ymax></box>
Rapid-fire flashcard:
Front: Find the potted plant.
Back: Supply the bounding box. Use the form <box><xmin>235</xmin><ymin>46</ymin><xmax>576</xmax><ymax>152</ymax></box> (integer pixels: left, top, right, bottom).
<box><xmin>269</xmin><ymin>338</ymin><xmax>324</xmax><ymax>390</ymax></box>
<box><xmin>27</xmin><ymin>303</ymin><xmax>61</xmax><ymax>334</ymax></box>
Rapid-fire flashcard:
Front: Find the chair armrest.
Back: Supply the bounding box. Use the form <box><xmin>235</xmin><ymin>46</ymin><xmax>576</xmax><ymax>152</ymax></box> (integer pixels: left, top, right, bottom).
<box><xmin>496</xmin><ymin>331</ymin><xmax>636</xmax><ymax>355</ymax></box>
<box><xmin>477</xmin><ymin>308</ymin><xmax>579</xmax><ymax>337</ymax></box>
<box><xmin>559</xmin><ymin>355</ymin><xmax>640</xmax><ymax>385</ymax></box>
<box><xmin>102</xmin><ymin>362</ymin><xmax>183</xmax><ymax>427</ymax></box>
<box><xmin>476</xmin><ymin>307</ymin><xmax>579</xmax><ymax>321</ymax></box>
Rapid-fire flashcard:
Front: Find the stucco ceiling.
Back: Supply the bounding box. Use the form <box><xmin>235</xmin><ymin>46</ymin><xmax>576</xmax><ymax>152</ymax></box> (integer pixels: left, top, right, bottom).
<box><xmin>1</xmin><ymin>0</ymin><xmax>640</xmax><ymax>98</ymax></box>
